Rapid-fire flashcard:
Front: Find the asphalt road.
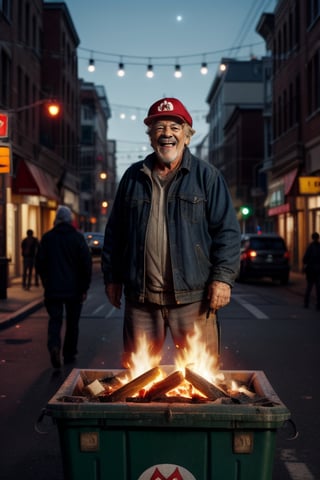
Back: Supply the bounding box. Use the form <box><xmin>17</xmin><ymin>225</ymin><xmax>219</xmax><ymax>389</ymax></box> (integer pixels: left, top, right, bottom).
<box><xmin>0</xmin><ymin>261</ymin><xmax>319</xmax><ymax>480</ymax></box>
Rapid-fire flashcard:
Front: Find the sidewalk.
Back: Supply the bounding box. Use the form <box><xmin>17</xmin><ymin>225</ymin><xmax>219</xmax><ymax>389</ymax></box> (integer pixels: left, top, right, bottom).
<box><xmin>0</xmin><ymin>276</ymin><xmax>44</xmax><ymax>330</ymax></box>
<box><xmin>0</xmin><ymin>271</ymin><xmax>313</xmax><ymax>332</ymax></box>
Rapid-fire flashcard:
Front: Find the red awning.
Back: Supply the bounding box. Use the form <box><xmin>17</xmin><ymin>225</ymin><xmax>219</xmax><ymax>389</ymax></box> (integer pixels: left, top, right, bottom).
<box><xmin>12</xmin><ymin>159</ymin><xmax>59</xmax><ymax>201</ymax></box>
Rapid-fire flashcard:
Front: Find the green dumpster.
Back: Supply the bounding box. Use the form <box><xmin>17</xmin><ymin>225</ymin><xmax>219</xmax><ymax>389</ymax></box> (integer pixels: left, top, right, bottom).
<box><xmin>46</xmin><ymin>368</ymin><xmax>290</xmax><ymax>480</ymax></box>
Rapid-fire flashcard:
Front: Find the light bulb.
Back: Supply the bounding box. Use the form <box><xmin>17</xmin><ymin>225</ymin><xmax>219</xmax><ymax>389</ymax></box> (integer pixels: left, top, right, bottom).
<box><xmin>88</xmin><ymin>58</ymin><xmax>95</xmax><ymax>72</ymax></box>
<box><xmin>174</xmin><ymin>64</ymin><xmax>182</xmax><ymax>78</ymax></box>
<box><xmin>117</xmin><ymin>62</ymin><xmax>125</xmax><ymax>77</ymax></box>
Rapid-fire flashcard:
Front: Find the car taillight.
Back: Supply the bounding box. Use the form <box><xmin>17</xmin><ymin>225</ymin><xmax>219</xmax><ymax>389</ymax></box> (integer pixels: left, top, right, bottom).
<box><xmin>241</xmin><ymin>250</ymin><xmax>257</xmax><ymax>260</ymax></box>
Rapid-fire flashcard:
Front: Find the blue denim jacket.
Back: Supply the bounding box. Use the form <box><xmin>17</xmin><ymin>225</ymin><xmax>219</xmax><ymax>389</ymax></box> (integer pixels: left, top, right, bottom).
<box><xmin>102</xmin><ymin>148</ymin><xmax>240</xmax><ymax>304</ymax></box>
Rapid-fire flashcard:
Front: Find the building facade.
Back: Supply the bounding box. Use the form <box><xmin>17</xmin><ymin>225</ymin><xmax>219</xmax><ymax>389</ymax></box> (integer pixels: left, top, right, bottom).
<box><xmin>257</xmin><ymin>0</ymin><xmax>320</xmax><ymax>270</ymax></box>
<box><xmin>206</xmin><ymin>58</ymin><xmax>265</xmax><ymax>231</ymax></box>
<box><xmin>79</xmin><ymin>81</ymin><xmax>112</xmax><ymax>232</ymax></box>
<box><xmin>0</xmin><ymin>0</ymin><xmax>115</xmax><ymax>284</ymax></box>
<box><xmin>0</xmin><ymin>0</ymin><xmax>70</xmax><ymax>278</ymax></box>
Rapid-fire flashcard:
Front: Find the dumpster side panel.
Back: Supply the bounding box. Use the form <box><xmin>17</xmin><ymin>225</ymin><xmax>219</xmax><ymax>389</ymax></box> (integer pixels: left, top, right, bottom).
<box><xmin>57</xmin><ymin>421</ymin><xmax>127</xmax><ymax>479</ymax></box>
<box><xmin>56</xmin><ymin>422</ymin><xmax>278</xmax><ymax>480</ymax></box>
<box><xmin>127</xmin><ymin>430</ymin><xmax>206</xmax><ymax>478</ymax></box>
<box><xmin>210</xmin><ymin>429</ymin><xmax>276</xmax><ymax>480</ymax></box>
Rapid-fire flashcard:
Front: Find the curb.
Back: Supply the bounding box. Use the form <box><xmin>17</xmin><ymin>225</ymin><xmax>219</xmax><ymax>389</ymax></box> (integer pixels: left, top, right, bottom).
<box><xmin>0</xmin><ymin>298</ymin><xmax>44</xmax><ymax>331</ymax></box>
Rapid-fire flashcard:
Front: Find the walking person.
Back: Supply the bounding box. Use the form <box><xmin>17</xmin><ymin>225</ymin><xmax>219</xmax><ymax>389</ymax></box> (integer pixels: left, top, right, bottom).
<box><xmin>102</xmin><ymin>97</ymin><xmax>240</xmax><ymax>368</ymax></box>
<box><xmin>21</xmin><ymin>229</ymin><xmax>39</xmax><ymax>290</ymax></box>
<box><xmin>36</xmin><ymin>206</ymin><xmax>92</xmax><ymax>368</ymax></box>
<box><xmin>303</xmin><ymin>232</ymin><xmax>320</xmax><ymax>310</ymax></box>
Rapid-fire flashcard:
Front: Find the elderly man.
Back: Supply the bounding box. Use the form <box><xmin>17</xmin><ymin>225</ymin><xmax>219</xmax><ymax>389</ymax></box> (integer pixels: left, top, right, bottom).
<box><xmin>102</xmin><ymin>97</ymin><xmax>240</xmax><ymax>367</ymax></box>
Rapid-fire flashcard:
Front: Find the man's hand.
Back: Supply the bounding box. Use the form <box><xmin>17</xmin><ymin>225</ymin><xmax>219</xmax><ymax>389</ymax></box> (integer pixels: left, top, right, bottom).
<box><xmin>207</xmin><ymin>281</ymin><xmax>231</xmax><ymax>311</ymax></box>
<box><xmin>105</xmin><ymin>283</ymin><xmax>122</xmax><ymax>308</ymax></box>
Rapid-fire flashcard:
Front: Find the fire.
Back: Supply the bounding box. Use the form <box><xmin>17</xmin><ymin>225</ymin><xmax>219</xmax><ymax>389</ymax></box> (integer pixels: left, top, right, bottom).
<box><xmin>174</xmin><ymin>324</ymin><xmax>221</xmax><ymax>384</ymax></box>
<box><xmin>73</xmin><ymin>329</ymin><xmax>259</xmax><ymax>403</ymax></box>
<box><xmin>123</xmin><ymin>325</ymin><xmax>226</xmax><ymax>399</ymax></box>
<box><xmin>129</xmin><ymin>333</ymin><xmax>163</xmax><ymax>384</ymax></box>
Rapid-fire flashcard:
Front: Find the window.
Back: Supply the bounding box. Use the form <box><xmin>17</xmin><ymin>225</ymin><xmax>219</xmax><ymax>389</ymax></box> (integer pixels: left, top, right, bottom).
<box><xmin>0</xmin><ymin>50</ymin><xmax>11</xmax><ymax>107</ymax></box>
<box><xmin>0</xmin><ymin>0</ymin><xmax>12</xmax><ymax>20</ymax></box>
<box><xmin>306</xmin><ymin>0</ymin><xmax>320</xmax><ymax>28</ymax></box>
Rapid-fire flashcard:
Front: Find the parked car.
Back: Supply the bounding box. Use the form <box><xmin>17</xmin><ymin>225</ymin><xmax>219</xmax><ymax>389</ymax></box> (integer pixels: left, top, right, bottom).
<box><xmin>83</xmin><ymin>232</ymin><xmax>104</xmax><ymax>256</ymax></box>
<box><xmin>238</xmin><ymin>233</ymin><xmax>290</xmax><ymax>284</ymax></box>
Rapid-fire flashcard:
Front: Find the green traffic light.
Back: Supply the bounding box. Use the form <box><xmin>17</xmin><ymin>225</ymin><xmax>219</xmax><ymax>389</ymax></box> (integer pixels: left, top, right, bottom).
<box><xmin>241</xmin><ymin>207</ymin><xmax>250</xmax><ymax>216</ymax></box>
<box><xmin>240</xmin><ymin>206</ymin><xmax>252</xmax><ymax>218</ymax></box>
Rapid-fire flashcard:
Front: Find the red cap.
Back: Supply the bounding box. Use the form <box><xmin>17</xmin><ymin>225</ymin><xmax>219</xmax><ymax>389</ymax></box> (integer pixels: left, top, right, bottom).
<box><xmin>144</xmin><ymin>98</ymin><xmax>193</xmax><ymax>127</ymax></box>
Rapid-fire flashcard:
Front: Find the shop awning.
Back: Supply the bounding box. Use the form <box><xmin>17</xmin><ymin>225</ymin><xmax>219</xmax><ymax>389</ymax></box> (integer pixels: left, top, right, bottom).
<box><xmin>12</xmin><ymin>159</ymin><xmax>60</xmax><ymax>201</ymax></box>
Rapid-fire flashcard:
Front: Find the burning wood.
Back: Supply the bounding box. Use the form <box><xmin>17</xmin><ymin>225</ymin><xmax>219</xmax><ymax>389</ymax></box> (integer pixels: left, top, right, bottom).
<box><xmin>107</xmin><ymin>366</ymin><xmax>161</xmax><ymax>402</ymax></box>
<box><xmin>60</xmin><ymin>364</ymin><xmax>280</xmax><ymax>407</ymax></box>
<box><xmin>146</xmin><ymin>371</ymin><xmax>185</xmax><ymax>401</ymax></box>
<box><xmin>185</xmin><ymin>367</ymin><xmax>228</xmax><ymax>401</ymax></box>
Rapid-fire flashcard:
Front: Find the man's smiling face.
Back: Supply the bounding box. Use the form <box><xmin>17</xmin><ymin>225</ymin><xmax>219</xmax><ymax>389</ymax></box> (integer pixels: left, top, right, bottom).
<box><xmin>150</xmin><ymin>119</ymin><xmax>190</xmax><ymax>166</ymax></box>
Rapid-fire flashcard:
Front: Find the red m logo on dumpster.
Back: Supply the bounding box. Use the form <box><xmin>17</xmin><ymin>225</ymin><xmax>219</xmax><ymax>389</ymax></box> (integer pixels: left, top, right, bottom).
<box><xmin>138</xmin><ymin>463</ymin><xmax>196</xmax><ymax>480</ymax></box>
<box><xmin>150</xmin><ymin>467</ymin><xmax>183</xmax><ymax>480</ymax></box>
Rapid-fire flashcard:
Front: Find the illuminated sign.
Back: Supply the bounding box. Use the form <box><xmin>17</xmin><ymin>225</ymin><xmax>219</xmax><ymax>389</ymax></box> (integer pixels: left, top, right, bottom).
<box><xmin>299</xmin><ymin>177</ymin><xmax>320</xmax><ymax>194</ymax></box>
<box><xmin>0</xmin><ymin>144</ymin><xmax>11</xmax><ymax>173</ymax></box>
<box><xmin>0</xmin><ymin>113</ymin><xmax>9</xmax><ymax>137</ymax></box>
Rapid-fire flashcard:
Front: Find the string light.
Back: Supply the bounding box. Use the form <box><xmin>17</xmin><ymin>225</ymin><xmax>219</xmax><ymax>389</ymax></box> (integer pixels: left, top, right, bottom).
<box><xmin>146</xmin><ymin>63</ymin><xmax>154</xmax><ymax>78</ymax></box>
<box><xmin>117</xmin><ymin>62</ymin><xmax>125</xmax><ymax>77</ymax></box>
<box><xmin>200</xmin><ymin>62</ymin><xmax>208</xmax><ymax>75</ymax></box>
<box><xmin>88</xmin><ymin>57</ymin><xmax>95</xmax><ymax>72</ymax></box>
<box><xmin>78</xmin><ymin>41</ymin><xmax>263</xmax><ymax>78</ymax></box>
<box><xmin>174</xmin><ymin>63</ymin><xmax>182</xmax><ymax>78</ymax></box>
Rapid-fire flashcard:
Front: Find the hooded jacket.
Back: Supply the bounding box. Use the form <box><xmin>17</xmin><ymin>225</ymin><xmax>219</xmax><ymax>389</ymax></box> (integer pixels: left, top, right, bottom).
<box><xmin>36</xmin><ymin>222</ymin><xmax>92</xmax><ymax>299</ymax></box>
<box><xmin>102</xmin><ymin>148</ymin><xmax>240</xmax><ymax>304</ymax></box>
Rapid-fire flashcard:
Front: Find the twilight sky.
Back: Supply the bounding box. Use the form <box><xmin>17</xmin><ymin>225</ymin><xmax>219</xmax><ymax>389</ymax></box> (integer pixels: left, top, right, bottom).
<box><xmin>46</xmin><ymin>0</ymin><xmax>277</xmax><ymax>177</ymax></box>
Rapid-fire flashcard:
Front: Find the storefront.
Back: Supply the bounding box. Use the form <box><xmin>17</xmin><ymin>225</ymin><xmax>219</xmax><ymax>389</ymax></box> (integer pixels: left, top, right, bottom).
<box><xmin>266</xmin><ymin>171</ymin><xmax>320</xmax><ymax>271</ymax></box>
<box><xmin>7</xmin><ymin>159</ymin><xmax>59</xmax><ymax>279</ymax></box>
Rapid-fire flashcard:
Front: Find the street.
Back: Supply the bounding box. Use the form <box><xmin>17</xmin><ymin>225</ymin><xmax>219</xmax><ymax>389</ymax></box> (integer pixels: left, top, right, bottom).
<box><xmin>0</xmin><ymin>260</ymin><xmax>319</xmax><ymax>480</ymax></box>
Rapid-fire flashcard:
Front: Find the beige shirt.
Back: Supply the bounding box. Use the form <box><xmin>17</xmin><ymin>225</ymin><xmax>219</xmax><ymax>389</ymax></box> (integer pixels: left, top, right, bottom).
<box><xmin>145</xmin><ymin>169</ymin><xmax>176</xmax><ymax>304</ymax></box>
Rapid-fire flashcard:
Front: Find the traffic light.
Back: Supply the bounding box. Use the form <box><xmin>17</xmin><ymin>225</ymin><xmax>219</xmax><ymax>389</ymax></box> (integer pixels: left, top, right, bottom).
<box><xmin>240</xmin><ymin>205</ymin><xmax>253</xmax><ymax>219</ymax></box>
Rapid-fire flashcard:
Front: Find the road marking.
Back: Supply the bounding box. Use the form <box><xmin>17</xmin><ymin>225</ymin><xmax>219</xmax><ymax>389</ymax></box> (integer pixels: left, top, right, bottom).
<box><xmin>284</xmin><ymin>462</ymin><xmax>314</xmax><ymax>480</ymax></box>
<box><xmin>92</xmin><ymin>305</ymin><xmax>104</xmax><ymax>315</ymax></box>
<box><xmin>281</xmin><ymin>449</ymin><xmax>314</xmax><ymax>480</ymax></box>
<box><xmin>105</xmin><ymin>307</ymin><xmax>116</xmax><ymax>318</ymax></box>
<box><xmin>232</xmin><ymin>295</ymin><xmax>269</xmax><ymax>319</ymax></box>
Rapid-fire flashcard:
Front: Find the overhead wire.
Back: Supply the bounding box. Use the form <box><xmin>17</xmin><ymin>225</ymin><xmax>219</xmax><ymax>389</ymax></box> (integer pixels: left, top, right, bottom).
<box><xmin>228</xmin><ymin>0</ymin><xmax>275</xmax><ymax>57</ymax></box>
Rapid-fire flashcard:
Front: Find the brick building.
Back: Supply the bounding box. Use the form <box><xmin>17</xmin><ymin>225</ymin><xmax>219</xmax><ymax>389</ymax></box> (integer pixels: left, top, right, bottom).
<box><xmin>257</xmin><ymin>0</ymin><xmax>320</xmax><ymax>270</ymax></box>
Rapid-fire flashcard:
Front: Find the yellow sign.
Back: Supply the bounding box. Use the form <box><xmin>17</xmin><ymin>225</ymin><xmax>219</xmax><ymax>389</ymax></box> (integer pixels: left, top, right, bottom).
<box><xmin>0</xmin><ymin>144</ymin><xmax>11</xmax><ymax>173</ymax></box>
<box><xmin>299</xmin><ymin>177</ymin><xmax>320</xmax><ymax>194</ymax></box>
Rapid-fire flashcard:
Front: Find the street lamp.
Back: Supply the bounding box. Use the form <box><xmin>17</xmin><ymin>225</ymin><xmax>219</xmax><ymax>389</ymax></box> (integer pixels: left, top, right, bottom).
<box><xmin>11</xmin><ymin>99</ymin><xmax>61</xmax><ymax>117</ymax></box>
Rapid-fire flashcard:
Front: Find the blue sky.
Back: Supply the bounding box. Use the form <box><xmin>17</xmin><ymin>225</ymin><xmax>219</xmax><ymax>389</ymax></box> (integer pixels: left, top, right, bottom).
<box><xmin>47</xmin><ymin>0</ymin><xmax>277</xmax><ymax>177</ymax></box>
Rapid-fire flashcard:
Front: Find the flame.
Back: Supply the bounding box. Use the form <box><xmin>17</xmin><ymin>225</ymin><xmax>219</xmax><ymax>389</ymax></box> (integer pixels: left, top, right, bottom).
<box><xmin>124</xmin><ymin>325</ymin><xmax>226</xmax><ymax>399</ymax></box>
<box><xmin>129</xmin><ymin>333</ymin><xmax>162</xmax><ymax>380</ymax></box>
<box><xmin>174</xmin><ymin>323</ymin><xmax>220</xmax><ymax>383</ymax></box>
